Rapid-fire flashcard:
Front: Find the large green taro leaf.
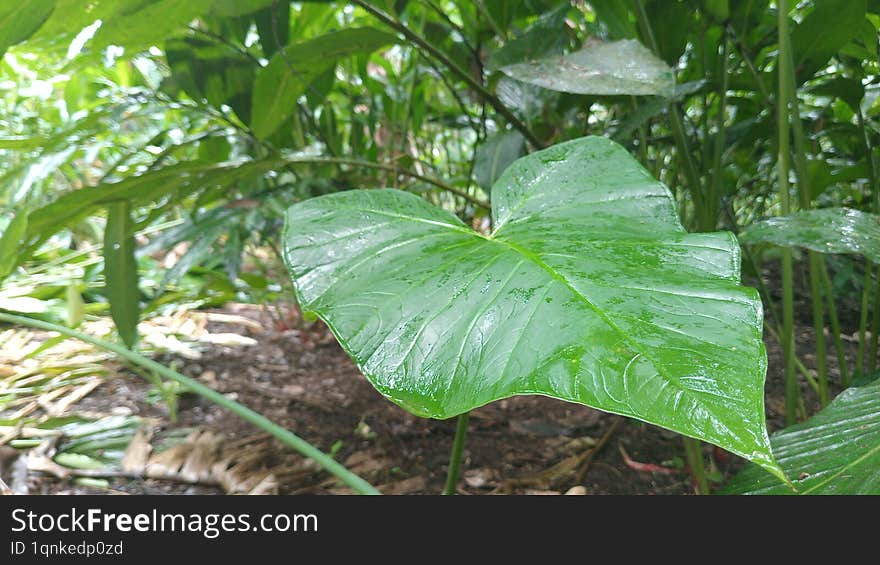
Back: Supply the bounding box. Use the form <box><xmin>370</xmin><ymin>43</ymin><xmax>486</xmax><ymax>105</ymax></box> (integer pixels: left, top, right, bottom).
<box><xmin>722</xmin><ymin>379</ymin><xmax>880</xmax><ymax>494</ymax></box>
<box><xmin>282</xmin><ymin>136</ymin><xmax>783</xmax><ymax>480</ymax></box>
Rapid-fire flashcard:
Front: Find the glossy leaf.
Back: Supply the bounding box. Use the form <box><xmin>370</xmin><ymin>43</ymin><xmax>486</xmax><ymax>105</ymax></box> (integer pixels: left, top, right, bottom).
<box><xmin>474</xmin><ymin>131</ymin><xmax>525</xmax><ymax>190</ymax></box>
<box><xmin>739</xmin><ymin>208</ymin><xmax>880</xmax><ymax>263</ymax></box>
<box><xmin>0</xmin><ymin>0</ymin><xmax>55</xmax><ymax>57</ymax></box>
<box><xmin>250</xmin><ymin>28</ymin><xmax>397</xmax><ymax>139</ymax></box>
<box><xmin>104</xmin><ymin>201</ymin><xmax>139</xmax><ymax>349</ymax></box>
<box><xmin>723</xmin><ymin>380</ymin><xmax>880</xmax><ymax>494</ymax></box>
<box><xmin>282</xmin><ymin>136</ymin><xmax>783</xmax><ymax>480</ymax></box>
<box><xmin>501</xmin><ymin>39</ymin><xmax>675</xmax><ymax>97</ymax></box>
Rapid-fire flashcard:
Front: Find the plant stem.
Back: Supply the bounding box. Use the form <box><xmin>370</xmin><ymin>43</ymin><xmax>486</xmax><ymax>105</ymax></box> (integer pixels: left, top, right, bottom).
<box><xmin>682</xmin><ymin>436</ymin><xmax>709</xmax><ymax>495</ymax></box>
<box><xmin>870</xmin><ymin>274</ymin><xmax>879</xmax><ymax>373</ymax></box>
<box><xmin>0</xmin><ymin>313</ymin><xmax>381</xmax><ymax>495</ymax></box>
<box><xmin>443</xmin><ymin>412</ymin><xmax>470</xmax><ymax>495</ymax></box>
<box><xmin>352</xmin><ymin>0</ymin><xmax>543</xmax><ymax>148</ymax></box>
<box><xmin>857</xmin><ymin>264</ymin><xmax>872</xmax><ymax>377</ymax></box>
<box><xmin>706</xmin><ymin>32</ymin><xmax>729</xmax><ymax>233</ymax></box>
<box><xmin>633</xmin><ymin>0</ymin><xmax>705</xmax><ymax>227</ymax></box>
<box><xmin>819</xmin><ymin>259</ymin><xmax>850</xmax><ymax>387</ymax></box>
<box><xmin>284</xmin><ymin>156</ymin><xmax>490</xmax><ymax>209</ymax></box>
<box><xmin>777</xmin><ymin>0</ymin><xmax>799</xmax><ymax>424</ymax></box>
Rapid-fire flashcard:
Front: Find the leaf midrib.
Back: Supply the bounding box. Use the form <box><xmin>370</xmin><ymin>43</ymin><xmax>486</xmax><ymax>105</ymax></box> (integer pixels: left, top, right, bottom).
<box><xmin>348</xmin><ymin>205</ymin><xmax>718</xmax><ymax>422</ymax></box>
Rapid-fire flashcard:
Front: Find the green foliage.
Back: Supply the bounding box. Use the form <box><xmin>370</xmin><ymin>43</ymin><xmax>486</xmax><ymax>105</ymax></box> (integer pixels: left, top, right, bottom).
<box><xmin>0</xmin><ymin>0</ymin><xmax>55</xmax><ymax>57</ymax></box>
<box><xmin>500</xmin><ymin>39</ymin><xmax>675</xmax><ymax>96</ymax></box>
<box><xmin>2</xmin><ymin>0</ymin><xmax>880</xmax><ymax>494</ymax></box>
<box><xmin>739</xmin><ymin>208</ymin><xmax>880</xmax><ymax>263</ymax></box>
<box><xmin>723</xmin><ymin>379</ymin><xmax>880</xmax><ymax>494</ymax></box>
<box><xmin>282</xmin><ymin>136</ymin><xmax>782</xmax><ymax>480</ymax></box>
<box><xmin>251</xmin><ymin>27</ymin><xmax>397</xmax><ymax>139</ymax></box>
<box><xmin>104</xmin><ymin>201</ymin><xmax>139</xmax><ymax>348</ymax></box>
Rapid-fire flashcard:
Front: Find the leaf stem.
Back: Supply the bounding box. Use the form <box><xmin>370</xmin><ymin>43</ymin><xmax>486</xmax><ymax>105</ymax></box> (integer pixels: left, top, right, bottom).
<box><xmin>633</xmin><ymin>0</ymin><xmax>705</xmax><ymax>228</ymax></box>
<box><xmin>777</xmin><ymin>0</ymin><xmax>799</xmax><ymax>424</ymax></box>
<box><xmin>284</xmin><ymin>156</ymin><xmax>490</xmax><ymax>209</ymax></box>
<box><xmin>443</xmin><ymin>412</ymin><xmax>470</xmax><ymax>495</ymax></box>
<box><xmin>819</xmin><ymin>260</ymin><xmax>849</xmax><ymax>387</ymax></box>
<box><xmin>682</xmin><ymin>436</ymin><xmax>709</xmax><ymax>495</ymax></box>
<box><xmin>0</xmin><ymin>313</ymin><xmax>381</xmax><ymax>495</ymax></box>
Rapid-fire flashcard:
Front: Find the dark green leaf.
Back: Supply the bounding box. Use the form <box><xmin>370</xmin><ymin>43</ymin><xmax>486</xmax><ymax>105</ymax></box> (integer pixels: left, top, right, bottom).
<box><xmin>165</xmin><ymin>37</ymin><xmax>256</xmax><ymax>122</ymax></box>
<box><xmin>487</xmin><ymin>3</ymin><xmax>570</xmax><ymax>70</ymax></box>
<box><xmin>791</xmin><ymin>0</ymin><xmax>866</xmax><ymax>82</ymax></box>
<box><xmin>589</xmin><ymin>0</ymin><xmax>637</xmax><ymax>39</ymax></box>
<box><xmin>723</xmin><ymin>380</ymin><xmax>880</xmax><ymax>494</ymax></box>
<box><xmin>808</xmin><ymin>77</ymin><xmax>864</xmax><ymax>112</ymax></box>
<box><xmin>250</xmin><ymin>27</ymin><xmax>398</xmax><ymax>139</ymax></box>
<box><xmin>254</xmin><ymin>0</ymin><xmax>289</xmax><ymax>58</ymax></box>
<box><xmin>474</xmin><ymin>131</ymin><xmax>525</xmax><ymax>190</ymax></box>
<box><xmin>644</xmin><ymin>0</ymin><xmax>693</xmax><ymax>66</ymax></box>
<box><xmin>739</xmin><ymin>208</ymin><xmax>880</xmax><ymax>263</ymax></box>
<box><xmin>501</xmin><ymin>39</ymin><xmax>675</xmax><ymax>97</ymax></box>
<box><xmin>282</xmin><ymin>136</ymin><xmax>784</xmax><ymax>481</ymax></box>
<box><xmin>104</xmin><ymin>201</ymin><xmax>139</xmax><ymax>348</ymax></box>
<box><xmin>0</xmin><ymin>0</ymin><xmax>55</xmax><ymax>56</ymax></box>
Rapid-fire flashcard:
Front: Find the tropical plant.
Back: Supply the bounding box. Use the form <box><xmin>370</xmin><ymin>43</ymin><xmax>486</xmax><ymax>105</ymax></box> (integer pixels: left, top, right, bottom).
<box><xmin>1</xmin><ymin>0</ymin><xmax>878</xmax><ymax>494</ymax></box>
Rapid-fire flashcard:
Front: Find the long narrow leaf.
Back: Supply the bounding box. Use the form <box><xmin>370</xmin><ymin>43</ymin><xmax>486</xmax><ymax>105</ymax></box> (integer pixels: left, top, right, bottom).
<box><xmin>104</xmin><ymin>201</ymin><xmax>139</xmax><ymax>348</ymax></box>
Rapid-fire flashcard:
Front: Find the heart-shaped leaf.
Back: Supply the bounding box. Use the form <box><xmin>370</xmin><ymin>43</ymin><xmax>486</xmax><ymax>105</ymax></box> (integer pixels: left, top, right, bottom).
<box><xmin>282</xmin><ymin>136</ymin><xmax>783</xmax><ymax>480</ymax></box>
<box><xmin>739</xmin><ymin>208</ymin><xmax>880</xmax><ymax>263</ymax></box>
<box><xmin>722</xmin><ymin>378</ymin><xmax>880</xmax><ymax>494</ymax></box>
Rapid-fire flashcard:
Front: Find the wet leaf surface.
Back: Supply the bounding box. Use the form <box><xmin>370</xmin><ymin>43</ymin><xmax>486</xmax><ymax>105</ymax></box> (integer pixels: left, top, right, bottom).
<box><xmin>282</xmin><ymin>136</ymin><xmax>782</xmax><ymax>479</ymax></box>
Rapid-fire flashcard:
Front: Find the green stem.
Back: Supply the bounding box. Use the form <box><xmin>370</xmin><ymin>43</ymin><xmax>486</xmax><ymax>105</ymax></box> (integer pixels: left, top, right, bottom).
<box><xmin>634</xmin><ymin>0</ymin><xmax>704</xmax><ymax>227</ymax></box>
<box><xmin>777</xmin><ymin>0</ymin><xmax>799</xmax><ymax>424</ymax></box>
<box><xmin>353</xmin><ymin>0</ymin><xmax>542</xmax><ymax>148</ymax></box>
<box><xmin>808</xmin><ymin>252</ymin><xmax>829</xmax><ymax>405</ymax></box>
<box><xmin>782</xmin><ymin>27</ymin><xmax>828</xmax><ymax>406</ymax></box>
<box><xmin>870</xmin><ymin>274</ymin><xmax>879</xmax><ymax>373</ymax></box>
<box><xmin>858</xmin><ymin>264</ymin><xmax>872</xmax><ymax>377</ymax></box>
<box><xmin>706</xmin><ymin>32</ymin><xmax>729</xmax><ymax>233</ymax></box>
<box><xmin>682</xmin><ymin>436</ymin><xmax>709</xmax><ymax>495</ymax></box>
<box><xmin>443</xmin><ymin>412</ymin><xmax>470</xmax><ymax>495</ymax></box>
<box><xmin>820</xmin><ymin>259</ymin><xmax>850</xmax><ymax>387</ymax></box>
<box><xmin>0</xmin><ymin>313</ymin><xmax>381</xmax><ymax>495</ymax></box>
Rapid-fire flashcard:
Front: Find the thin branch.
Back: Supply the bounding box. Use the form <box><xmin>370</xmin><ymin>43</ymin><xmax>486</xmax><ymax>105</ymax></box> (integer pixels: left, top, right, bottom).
<box><xmin>283</xmin><ymin>156</ymin><xmax>490</xmax><ymax>209</ymax></box>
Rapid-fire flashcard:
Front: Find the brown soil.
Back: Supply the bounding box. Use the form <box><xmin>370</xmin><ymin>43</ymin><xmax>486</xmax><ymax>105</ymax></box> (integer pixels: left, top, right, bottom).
<box><xmin>21</xmin><ymin>278</ymin><xmax>865</xmax><ymax>496</ymax></box>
